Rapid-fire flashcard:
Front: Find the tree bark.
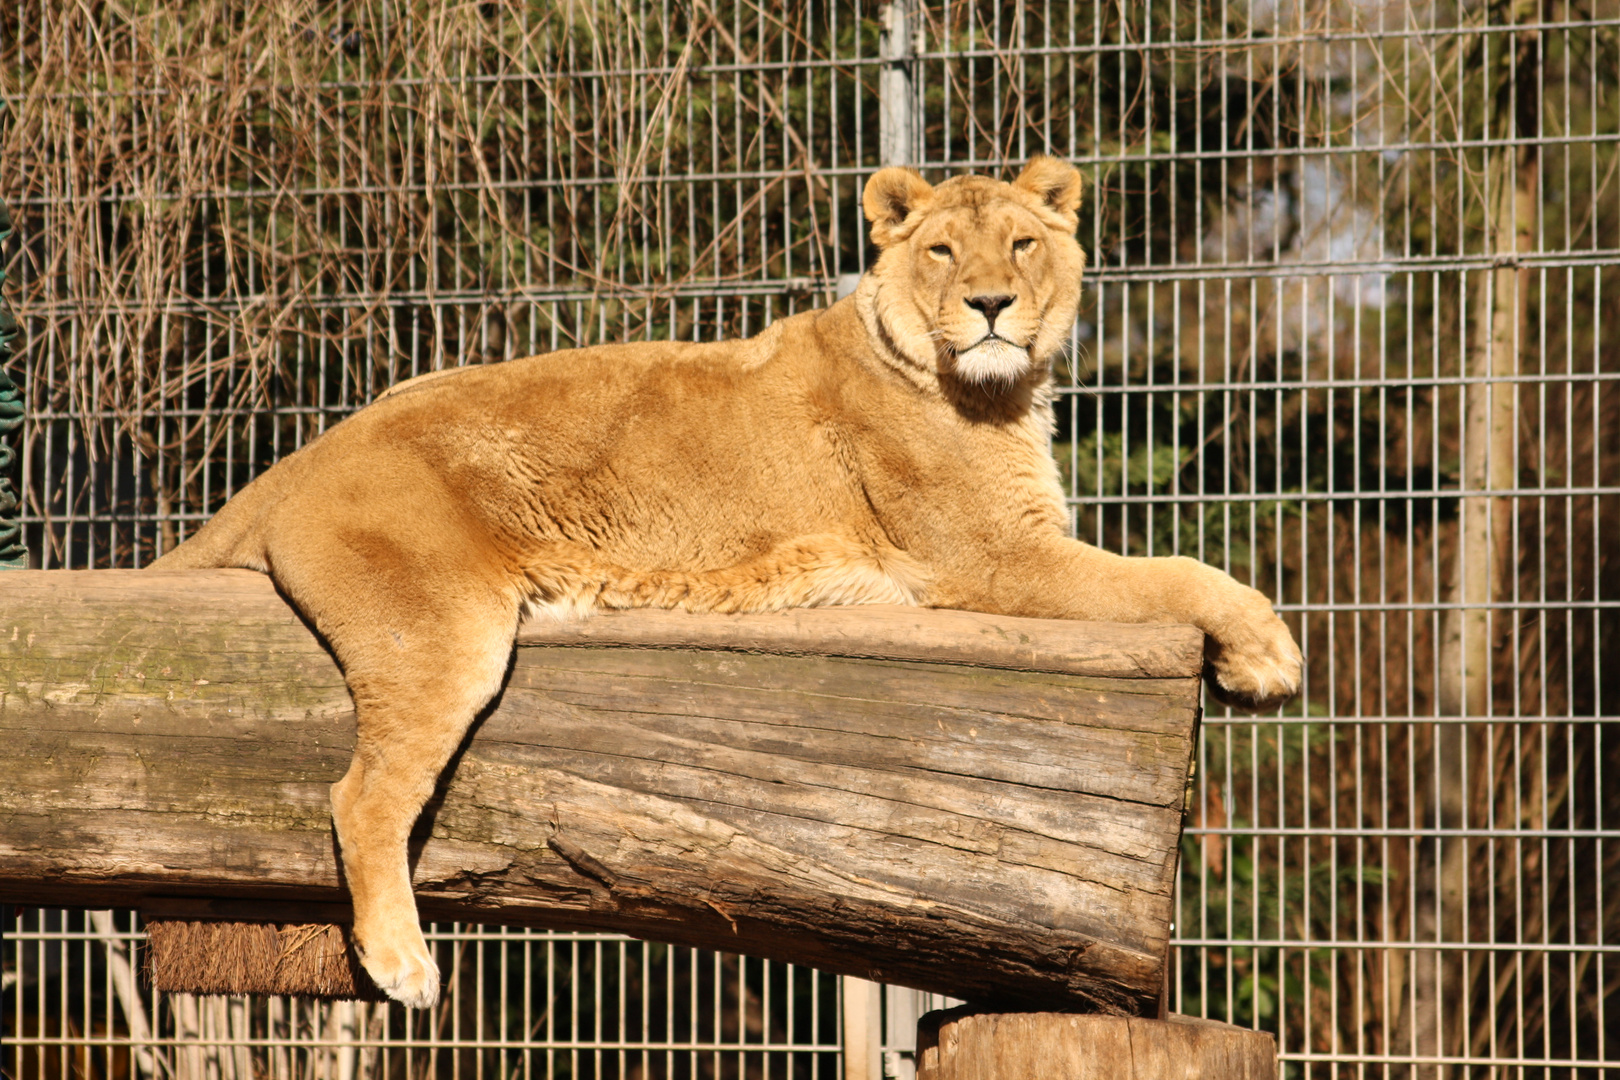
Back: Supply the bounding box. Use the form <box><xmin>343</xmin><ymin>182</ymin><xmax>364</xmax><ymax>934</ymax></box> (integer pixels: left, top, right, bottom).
<box><xmin>916</xmin><ymin>1009</ymin><xmax>1277</xmax><ymax>1079</ymax></box>
<box><xmin>0</xmin><ymin>569</ymin><xmax>1204</xmax><ymax>1014</ymax></box>
<box><xmin>1415</xmin><ymin>7</ymin><xmax>1540</xmax><ymax>1071</ymax></box>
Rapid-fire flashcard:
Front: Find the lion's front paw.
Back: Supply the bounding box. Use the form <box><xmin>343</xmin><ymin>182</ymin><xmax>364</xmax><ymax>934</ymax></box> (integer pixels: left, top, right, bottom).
<box><xmin>356</xmin><ymin>925</ymin><xmax>440</xmax><ymax>1010</ymax></box>
<box><xmin>1203</xmin><ymin>589</ymin><xmax>1303</xmax><ymax>712</ymax></box>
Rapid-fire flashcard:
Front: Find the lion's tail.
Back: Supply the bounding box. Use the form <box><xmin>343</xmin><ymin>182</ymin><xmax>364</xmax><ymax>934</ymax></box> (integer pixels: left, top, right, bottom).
<box><xmin>146</xmin><ymin>475</ymin><xmax>273</xmax><ymax>572</ymax></box>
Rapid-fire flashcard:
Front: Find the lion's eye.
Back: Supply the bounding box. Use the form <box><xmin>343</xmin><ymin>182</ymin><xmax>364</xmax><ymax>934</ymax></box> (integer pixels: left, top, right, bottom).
<box><xmin>929</xmin><ymin>244</ymin><xmax>953</xmax><ymax>260</ymax></box>
<box><xmin>1013</xmin><ymin>237</ymin><xmax>1036</xmax><ymax>253</ymax></box>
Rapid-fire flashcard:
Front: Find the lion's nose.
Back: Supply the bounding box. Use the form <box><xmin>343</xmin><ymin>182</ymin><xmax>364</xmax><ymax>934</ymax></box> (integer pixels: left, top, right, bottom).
<box><xmin>965</xmin><ymin>293</ymin><xmax>1015</xmax><ymax>331</ymax></box>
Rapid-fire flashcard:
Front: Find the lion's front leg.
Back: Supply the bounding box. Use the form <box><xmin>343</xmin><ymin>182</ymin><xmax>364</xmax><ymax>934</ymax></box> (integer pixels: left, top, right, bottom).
<box><xmin>961</xmin><ymin>538</ymin><xmax>1302</xmax><ymax>711</ymax></box>
<box><xmin>1173</xmin><ymin>558</ymin><xmax>1303</xmax><ymax>710</ymax></box>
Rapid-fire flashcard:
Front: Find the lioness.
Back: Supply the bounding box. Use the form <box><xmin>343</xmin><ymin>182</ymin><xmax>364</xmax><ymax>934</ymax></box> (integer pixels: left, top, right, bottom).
<box><xmin>152</xmin><ymin>158</ymin><xmax>1301</xmax><ymax>1008</ymax></box>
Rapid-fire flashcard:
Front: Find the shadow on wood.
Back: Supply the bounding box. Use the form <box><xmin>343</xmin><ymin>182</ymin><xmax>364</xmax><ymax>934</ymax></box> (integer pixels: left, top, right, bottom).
<box><xmin>1</xmin><ymin>569</ymin><xmax>1204</xmax><ymax>1014</ymax></box>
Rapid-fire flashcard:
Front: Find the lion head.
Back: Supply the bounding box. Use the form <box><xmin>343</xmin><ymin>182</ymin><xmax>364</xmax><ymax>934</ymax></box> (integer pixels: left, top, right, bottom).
<box><xmin>855</xmin><ymin>157</ymin><xmax>1086</xmax><ymax>389</ymax></box>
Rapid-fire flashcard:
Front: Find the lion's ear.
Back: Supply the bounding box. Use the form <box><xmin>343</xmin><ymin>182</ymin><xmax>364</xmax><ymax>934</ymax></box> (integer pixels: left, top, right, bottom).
<box><xmin>1014</xmin><ymin>157</ymin><xmax>1084</xmax><ymax>230</ymax></box>
<box><xmin>863</xmin><ymin>167</ymin><xmax>935</xmax><ymax>247</ymax></box>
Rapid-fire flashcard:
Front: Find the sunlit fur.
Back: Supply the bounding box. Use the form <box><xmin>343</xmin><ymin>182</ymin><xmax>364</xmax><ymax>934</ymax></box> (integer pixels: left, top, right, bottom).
<box><xmin>151</xmin><ymin>158</ymin><xmax>1301</xmax><ymax>1011</ymax></box>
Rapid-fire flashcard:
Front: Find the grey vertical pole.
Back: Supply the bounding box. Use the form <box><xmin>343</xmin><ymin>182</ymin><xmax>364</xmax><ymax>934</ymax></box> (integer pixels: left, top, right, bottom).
<box><xmin>878</xmin><ymin>0</ymin><xmax>915</xmax><ymax>167</ymax></box>
<box><xmin>840</xmin><ymin>1</ymin><xmax>918</xmax><ymax>303</ymax></box>
<box><xmin>844</xmin><ymin>12</ymin><xmax>920</xmax><ymax>1070</ymax></box>
<box><xmin>877</xmin><ymin>12</ymin><xmax>966</xmax><ymax>1075</ymax></box>
<box><xmin>0</xmin><ymin>199</ymin><xmax>26</xmax><ymax>571</ymax></box>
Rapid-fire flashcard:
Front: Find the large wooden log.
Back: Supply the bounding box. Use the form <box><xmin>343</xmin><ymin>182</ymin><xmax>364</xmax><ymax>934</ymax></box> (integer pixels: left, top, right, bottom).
<box><xmin>0</xmin><ymin>569</ymin><xmax>1203</xmax><ymax>1014</ymax></box>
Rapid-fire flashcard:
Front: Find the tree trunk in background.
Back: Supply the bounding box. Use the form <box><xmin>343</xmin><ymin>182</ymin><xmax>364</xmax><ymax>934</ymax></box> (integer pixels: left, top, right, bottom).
<box><xmin>1409</xmin><ymin>8</ymin><xmax>1539</xmax><ymax>1073</ymax></box>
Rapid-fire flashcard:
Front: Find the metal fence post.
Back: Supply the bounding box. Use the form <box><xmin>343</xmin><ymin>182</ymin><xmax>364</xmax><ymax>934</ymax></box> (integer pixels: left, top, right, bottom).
<box><xmin>877</xmin><ymin>0</ymin><xmax>915</xmax><ymax>167</ymax></box>
<box><xmin>853</xmin><ymin>9</ymin><xmax>919</xmax><ymax>1075</ymax></box>
<box><xmin>870</xmin><ymin>9</ymin><xmax>977</xmax><ymax>1073</ymax></box>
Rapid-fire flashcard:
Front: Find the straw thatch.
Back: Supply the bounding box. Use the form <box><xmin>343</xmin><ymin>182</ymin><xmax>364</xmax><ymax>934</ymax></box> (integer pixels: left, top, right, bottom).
<box><xmin>145</xmin><ymin>920</ymin><xmax>385</xmax><ymax>1001</ymax></box>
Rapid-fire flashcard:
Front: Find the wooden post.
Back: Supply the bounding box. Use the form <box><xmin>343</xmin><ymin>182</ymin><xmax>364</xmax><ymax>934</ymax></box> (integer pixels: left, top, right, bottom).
<box><xmin>0</xmin><ymin>568</ymin><xmax>1204</xmax><ymax>1013</ymax></box>
<box><xmin>842</xmin><ymin>977</ymin><xmax>884</xmax><ymax>1080</ymax></box>
<box><xmin>916</xmin><ymin>1009</ymin><xmax>1277</xmax><ymax>1080</ymax></box>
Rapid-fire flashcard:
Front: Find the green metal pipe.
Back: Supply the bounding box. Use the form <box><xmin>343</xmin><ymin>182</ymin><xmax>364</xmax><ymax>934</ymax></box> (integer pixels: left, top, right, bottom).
<box><xmin>0</xmin><ymin>198</ymin><xmax>26</xmax><ymax>570</ymax></box>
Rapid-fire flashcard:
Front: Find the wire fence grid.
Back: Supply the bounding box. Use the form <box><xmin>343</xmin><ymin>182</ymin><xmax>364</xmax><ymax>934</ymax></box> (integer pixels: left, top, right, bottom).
<box><xmin>1</xmin><ymin>0</ymin><xmax>1617</xmax><ymax>1076</ymax></box>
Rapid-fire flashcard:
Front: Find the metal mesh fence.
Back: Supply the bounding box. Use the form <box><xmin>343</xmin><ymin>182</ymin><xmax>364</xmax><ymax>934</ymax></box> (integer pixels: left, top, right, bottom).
<box><xmin>2</xmin><ymin>0</ymin><xmax>1617</xmax><ymax>1076</ymax></box>
<box><xmin>6</xmin><ymin>912</ymin><xmax>845</xmax><ymax>1080</ymax></box>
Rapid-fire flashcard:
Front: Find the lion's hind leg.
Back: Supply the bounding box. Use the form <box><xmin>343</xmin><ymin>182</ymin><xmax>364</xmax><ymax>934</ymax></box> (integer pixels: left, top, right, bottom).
<box><xmin>270</xmin><ymin>532</ymin><xmax>522</xmax><ymax>1009</ymax></box>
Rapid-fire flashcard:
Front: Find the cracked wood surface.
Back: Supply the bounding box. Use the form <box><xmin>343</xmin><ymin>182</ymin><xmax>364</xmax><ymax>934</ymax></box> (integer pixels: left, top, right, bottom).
<box><xmin>0</xmin><ymin>569</ymin><xmax>1203</xmax><ymax>1013</ymax></box>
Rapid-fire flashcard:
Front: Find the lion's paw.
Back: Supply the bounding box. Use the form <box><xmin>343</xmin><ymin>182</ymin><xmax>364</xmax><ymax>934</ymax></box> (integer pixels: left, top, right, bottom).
<box><xmin>356</xmin><ymin>927</ymin><xmax>440</xmax><ymax>1010</ymax></box>
<box><xmin>1203</xmin><ymin>590</ymin><xmax>1303</xmax><ymax>712</ymax></box>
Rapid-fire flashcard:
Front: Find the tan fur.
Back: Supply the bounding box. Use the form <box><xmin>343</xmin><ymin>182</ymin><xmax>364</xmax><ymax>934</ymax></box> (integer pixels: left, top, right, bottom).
<box><xmin>152</xmin><ymin>159</ymin><xmax>1302</xmax><ymax>1008</ymax></box>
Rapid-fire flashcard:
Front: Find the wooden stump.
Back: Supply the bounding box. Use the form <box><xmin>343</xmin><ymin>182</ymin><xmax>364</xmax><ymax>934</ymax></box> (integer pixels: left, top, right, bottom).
<box><xmin>916</xmin><ymin>1009</ymin><xmax>1278</xmax><ymax>1080</ymax></box>
<box><xmin>1</xmin><ymin>569</ymin><xmax>1205</xmax><ymax>1012</ymax></box>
